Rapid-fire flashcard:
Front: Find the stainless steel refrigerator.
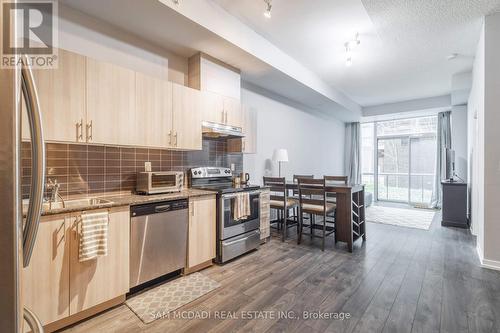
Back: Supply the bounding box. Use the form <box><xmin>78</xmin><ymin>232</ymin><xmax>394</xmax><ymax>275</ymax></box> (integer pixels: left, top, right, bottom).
<box><xmin>0</xmin><ymin>53</ymin><xmax>46</xmax><ymax>333</ymax></box>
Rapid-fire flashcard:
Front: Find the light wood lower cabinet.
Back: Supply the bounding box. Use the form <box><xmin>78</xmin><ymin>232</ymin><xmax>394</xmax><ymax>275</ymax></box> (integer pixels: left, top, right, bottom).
<box><xmin>187</xmin><ymin>195</ymin><xmax>216</xmax><ymax>271</ymax></box>
<box><xmin>22</xmin><ymin>206</ymin><xmax>130</xmax><ymax>328</ymax></box>
<box><xmin>69</xmin><ymin>206</ymin><xmax>130</xmax><ymax>314</ymax></box>
<box><xmin>22</xmin><ymin>215</ymin><xmax>70</xmax><ymax>327</ymax></box>
<box><xmin>260</xmin><ymin>189</ymin><xmax>271</xmax><ymax>240</ymax></box>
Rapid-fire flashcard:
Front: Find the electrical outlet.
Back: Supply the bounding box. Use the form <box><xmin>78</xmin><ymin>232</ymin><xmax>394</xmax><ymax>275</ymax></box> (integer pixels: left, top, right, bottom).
<box><xmin>230</xmin><ymin>163</ymin><xmax>235</xmax><ymax>171</ymax></box>
<box><xmin>144</xmin><ymin>162</ymin><xmax>152</xmax><ymax>172</ymax></box>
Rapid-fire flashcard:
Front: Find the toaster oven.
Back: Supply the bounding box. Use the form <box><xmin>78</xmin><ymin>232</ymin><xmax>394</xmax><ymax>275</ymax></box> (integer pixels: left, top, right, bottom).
<box><xmin>136</xmin><ymin>171</ymin><xmax>184</xmax><ymax>194</ymax></box>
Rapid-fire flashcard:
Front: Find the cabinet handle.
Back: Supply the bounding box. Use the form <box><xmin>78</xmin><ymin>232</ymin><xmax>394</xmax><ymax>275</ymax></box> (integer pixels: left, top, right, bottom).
<box><xmin>86</xmin><ymin>120</ymin><xmax>93</xmax><ymax>142</ymax></box>
<box><xmin>174</xmin><ymin>131</ymin><xmax>178</xmax><ymax>146</ymax></box>
<box><xmin>168</xmin><ymin>130</ymin><xmax>172</xmax><ymax>145</ymax></box>
<box><xmin>76</xmin><ymin>119</ymin><xmax>83</xmax><ymax>142</ymax></box>
<box><xmin>192</xmin><ymin>203</ymin><xmax>195</xmax><ymax>216</ymax></box>
<box><xmin>225</xmin><ymin>111</ymin><xmax>228</xmax><ymax>124</ymax></box>
<box><xmin>222</xmin><ymin>109</ymin><xmax>225</xmax><ymax>124</ymax></box>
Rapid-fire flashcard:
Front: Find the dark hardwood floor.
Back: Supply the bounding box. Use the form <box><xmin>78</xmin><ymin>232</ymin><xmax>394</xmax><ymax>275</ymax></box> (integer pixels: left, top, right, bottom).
<box><xmin>62</xmin><ymin>212</ymin><xmax>500</xmax><ymax>333</ymax></box>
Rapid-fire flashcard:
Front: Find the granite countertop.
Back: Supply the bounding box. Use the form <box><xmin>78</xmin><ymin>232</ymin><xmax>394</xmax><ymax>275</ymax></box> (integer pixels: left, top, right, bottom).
<box><xmin>34</xmin><ymin>188</ymin><xmax>215</xmax><ymax>217</ymax></box>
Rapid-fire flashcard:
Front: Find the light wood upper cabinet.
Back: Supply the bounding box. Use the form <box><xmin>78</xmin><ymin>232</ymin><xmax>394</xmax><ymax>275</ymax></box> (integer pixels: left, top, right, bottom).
<box><xmin>200</xmin><ymin>90</ymin><xmax>225</xmax><ymax>124</ymax></box>
<box><xmin>69</xmin><ymin>207</ymin><xmax>130</xmax><ymax>314</ymax></box>
<box><xmin>135</xmin><ymin>73</ymin><xmax>173</xmax><ymax>148</ymax></box>
<box><xmin>22</xmin><ymin>214</ymin><xmax>70</xmax><ymax>327</ymax></box>
<box><xmin>172</xmin><ymin>83</ymin><xmax>202</xmax><ymax>150</ymax></box>
<box><xmin>227</xmin><ymin>105</ymin><xmax>257</xmax><ymax>154</ymax></box>
<box><xmin>224</xmin><ymin>96</ymin><xmax>243</xmax><ymax>128</ymax></box>
<box><xmin>22</xmin><ymin>49</ymin><xmax>86</xmax><ymax>142</ymax></box>
<box><xmin>187</xmin><ymin>195</ymin><xmax>216</xmax><ymax>269</ymax></box>
<box><xmin>86</xmin><ymin>58</ymin><xmax>136</xmax><ymax>145</ymax></box>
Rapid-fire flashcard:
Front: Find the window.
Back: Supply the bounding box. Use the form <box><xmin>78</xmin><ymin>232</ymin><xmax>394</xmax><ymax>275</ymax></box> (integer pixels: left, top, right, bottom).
<box><xmin>361</xmin><ymin>116</ymin><xmax>437</xmax><ymax>206</ymax></box>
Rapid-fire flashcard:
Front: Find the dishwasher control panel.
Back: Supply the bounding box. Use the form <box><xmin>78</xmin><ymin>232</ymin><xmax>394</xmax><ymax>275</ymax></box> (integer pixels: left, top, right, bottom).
<box><xmin>131</xmin><ymin>199</ymin><xmax>188</xmax><ymax>217</ymax></box>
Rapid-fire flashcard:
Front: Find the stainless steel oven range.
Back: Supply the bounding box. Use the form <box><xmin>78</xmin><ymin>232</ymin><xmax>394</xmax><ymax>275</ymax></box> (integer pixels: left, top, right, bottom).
<box><xmin>189</xmin><ymin>167</ymin><xmax>261</xmax><ymax>263</ymax></box>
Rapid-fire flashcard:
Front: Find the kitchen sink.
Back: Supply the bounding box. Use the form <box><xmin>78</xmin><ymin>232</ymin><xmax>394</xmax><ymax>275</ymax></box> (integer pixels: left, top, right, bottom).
<box><xmin>23</xmin><ymin>197</ymin><xmax>114</xmax><ymax>212</ymax></box>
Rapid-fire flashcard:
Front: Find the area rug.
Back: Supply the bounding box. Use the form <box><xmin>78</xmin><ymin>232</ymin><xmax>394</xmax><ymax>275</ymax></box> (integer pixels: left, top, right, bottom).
<box><xmin>366</xmin><ymin>205</ymin><xmax>436</xmax><ymax>230</ymax></box>
<box><xmin>125</xmin><ymin>272</ymin><xmax>220</xmax><ymax>324</ymax></box>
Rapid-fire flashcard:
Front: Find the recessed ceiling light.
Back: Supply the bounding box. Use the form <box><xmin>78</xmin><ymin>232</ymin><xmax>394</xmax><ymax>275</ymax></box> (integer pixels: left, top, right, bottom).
<box><xmin>264</xmin><ymin>0</ymin><xmax>272</xmax><ymax>18</ymax></box>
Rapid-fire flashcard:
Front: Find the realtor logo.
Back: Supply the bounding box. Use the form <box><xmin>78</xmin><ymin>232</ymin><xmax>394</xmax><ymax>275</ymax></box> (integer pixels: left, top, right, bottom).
<box><xmin>1</xmin><ymin>0</ymin><xmax>58</xmax><ymax>68</ymax></box>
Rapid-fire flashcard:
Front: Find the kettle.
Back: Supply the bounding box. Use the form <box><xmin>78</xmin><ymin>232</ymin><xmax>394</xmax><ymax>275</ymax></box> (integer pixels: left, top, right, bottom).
<box><xmin>240</xmin><ymin>172</ymin><xmax>250</xmax><ymax>185</ymax></box>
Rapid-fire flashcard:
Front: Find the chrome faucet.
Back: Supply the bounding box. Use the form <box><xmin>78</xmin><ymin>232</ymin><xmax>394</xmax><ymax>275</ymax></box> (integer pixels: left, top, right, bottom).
<box><xmin>46</xmin><ymin>179</ymin><xmax>65</xmax><ymax>208</ymax></box>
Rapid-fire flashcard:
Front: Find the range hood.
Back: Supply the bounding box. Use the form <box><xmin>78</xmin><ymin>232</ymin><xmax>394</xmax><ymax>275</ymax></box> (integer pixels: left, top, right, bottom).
<box><xmin>202</xmin><ymin>121</ymin><xmax>244</xmax><ymax>138</ymax></box>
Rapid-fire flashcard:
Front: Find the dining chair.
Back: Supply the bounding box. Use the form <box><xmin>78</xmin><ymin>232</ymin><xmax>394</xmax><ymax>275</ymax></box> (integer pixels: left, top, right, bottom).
<box><xmin>292</xmin><ymin>174</ymin><xmax>314</xmax><ymax>224</ymax></box>
<box><xmin>263</xmin><ymin>177</ymin><xmax>298</xmax><ymax>241</ymax></box>
<box><xmin>297</xmin><ymin>178</ymin><xmax>336</xmax><ymax>251</ymax></box>
<box><xmin>324</xmin><ymin>175</ymin><xmax>348</xmax><ymax>204</ymax></box>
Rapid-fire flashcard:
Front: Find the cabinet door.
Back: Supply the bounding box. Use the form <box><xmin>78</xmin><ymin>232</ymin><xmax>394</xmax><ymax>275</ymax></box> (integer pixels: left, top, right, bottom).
<box><xmin>200</xmin><ymin>91</ymin><xmax>224</xmax><ymax>124</ymax></box>
<box><xmin>242</xmin><ymin>106</ymin><xmax>257</xmax><ymax>153</ymax></box>
<box><xmin>86</xmin><ymin>58</ymin><xmax>136</xmax><ymax>145</ymax></box>
<box><xmin>172</xmin><ymin>83</ymin><xmax>202</xmax><ymax>150</ymax></box>
<box><xmin>224</xmin><ymin>97</ymin><xmax>242</xmax><ymax>128</ymax></box>
<box><xmin>227</xmin><ymin>106</ymin><xmax>257</xmax><ymax>154</ymax></box>
<box><xmin>69</xmin><ymin>207</ymin><xmax>130</xmax><ymax>314</ymax></box>
<box><xmin>188</xmin><ymin>196</ymin><xmax>216</xmax><ymax>268</ymax></box>
<box><xmin>22</xmin><ymin>49</ymin><xmax>86</xmax><ymax>142</ymax></box>
<box><xmin>22</xmin><ymin>214</ymin><xmax>70</xmax><ymax>326</ymax></box>
<box><xmin>135</xmin><ymin>73</ymin><xmax>173</xmax><ymax>148</ymax></box>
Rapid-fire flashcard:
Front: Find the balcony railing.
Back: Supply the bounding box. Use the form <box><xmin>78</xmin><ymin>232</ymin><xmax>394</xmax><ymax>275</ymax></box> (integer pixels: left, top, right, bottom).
<box><xmin>362</xmin><ymin>172</ymin><xmax>434</xmax><ymax>205</ymax></box>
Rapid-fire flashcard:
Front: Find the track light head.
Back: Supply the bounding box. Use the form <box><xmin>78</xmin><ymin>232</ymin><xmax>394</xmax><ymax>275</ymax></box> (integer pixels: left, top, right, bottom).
<box><xmin>264</xmin><ymin>0</ymin><xmax>272</xmax><ymax>18</ymax></box>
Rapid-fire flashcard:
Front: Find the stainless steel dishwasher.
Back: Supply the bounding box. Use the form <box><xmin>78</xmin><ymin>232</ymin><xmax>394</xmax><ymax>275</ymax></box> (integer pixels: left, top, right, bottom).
<box><xmin>130</xmin><ymin>199</ymin><xmax>188</xmax><ymax>288</ymax></box>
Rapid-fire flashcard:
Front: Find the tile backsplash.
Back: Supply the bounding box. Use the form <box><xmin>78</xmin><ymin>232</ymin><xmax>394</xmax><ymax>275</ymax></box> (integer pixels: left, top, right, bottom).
<box><xmin>21</xmin><ymin>138</ymin><xmax>243</xmax><ymax>199</ymax></box>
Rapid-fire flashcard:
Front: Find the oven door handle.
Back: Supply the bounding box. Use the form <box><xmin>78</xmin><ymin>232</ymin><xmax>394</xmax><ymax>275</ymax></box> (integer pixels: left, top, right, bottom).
<box><xmin>222</xmin><ymin>190</ymin><xmax>262</xmax><ymax>199</ymax></box>
<box><xmin>222</xmin><ymin>230</ymin><xmax>260</xmax><ymax>246</ymax></box>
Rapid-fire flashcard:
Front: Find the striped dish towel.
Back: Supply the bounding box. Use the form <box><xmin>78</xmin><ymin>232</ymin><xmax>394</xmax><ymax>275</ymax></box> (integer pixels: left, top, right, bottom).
<box><xmin>232</xmin><ymin>192</ymin><xmax>250</xmax><ymax>221</ymax></box>
<box><xmin>79</xmin><ymin>211</ymin><xmax>109</xmax><ymax>262</ymax></box>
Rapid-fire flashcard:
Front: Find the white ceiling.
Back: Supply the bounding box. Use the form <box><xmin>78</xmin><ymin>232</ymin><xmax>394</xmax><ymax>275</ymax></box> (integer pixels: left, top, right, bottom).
<box><xmin>213</xmin><ymin>0</ymin><xmax>500</xmax><ymax>106</ymax></box>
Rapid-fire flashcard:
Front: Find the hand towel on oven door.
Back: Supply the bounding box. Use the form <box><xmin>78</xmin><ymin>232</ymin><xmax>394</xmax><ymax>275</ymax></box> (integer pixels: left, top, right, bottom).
<box><xmin>232</xmin><ymin>192</ymin><xmax>250</xmax><ymax>221</ymax></box>
<box><xmin>79</xmin><ymin>211</ymin><xmax>109</xmax><ymax>262</ymax></box>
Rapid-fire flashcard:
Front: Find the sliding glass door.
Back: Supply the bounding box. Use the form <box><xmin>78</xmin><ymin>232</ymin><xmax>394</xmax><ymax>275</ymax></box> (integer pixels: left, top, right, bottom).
<box><xmin>362</xmin><ymin>116</ymin><xmax>437</xmax><ymax>207</ymax></box>
<box><xmin>377</xmin><ymin>135</ymin><xmax>436</xmax><ymax>205</ymax></box>
<box><xmin>377</xmin><ymin>137</ymin><xmax>409</xmax><ymax>202</ymax></box>
<box><xmin>409</xmin><ymin>136</ymin><xmax>436</xmax><ymax>205</ymax></box>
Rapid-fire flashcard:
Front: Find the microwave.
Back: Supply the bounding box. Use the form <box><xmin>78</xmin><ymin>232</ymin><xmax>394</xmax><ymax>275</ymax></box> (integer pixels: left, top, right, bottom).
<box><xmin>136</xmin><ymin>171</ymin><xmax>184</xmax><ymax>194</ymax></box>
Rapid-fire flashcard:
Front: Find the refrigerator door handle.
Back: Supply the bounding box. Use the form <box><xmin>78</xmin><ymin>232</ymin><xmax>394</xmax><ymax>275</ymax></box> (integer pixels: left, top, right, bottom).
<box><xmin>23</xmin><ymin>307</ymin><xmax>43</xmax><ymax>333</ymax></box>
<box><xmin>20</xmin><ymin>55</ymin><xmax>46</xmax><ymax>267</ymax></box>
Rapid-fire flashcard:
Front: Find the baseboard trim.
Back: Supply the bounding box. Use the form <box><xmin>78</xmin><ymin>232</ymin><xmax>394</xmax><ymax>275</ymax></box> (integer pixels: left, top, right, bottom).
<box><xmin>476</xmin><ymin>244</ymin><xmax>500</xmax><ymax>271</ymax></box>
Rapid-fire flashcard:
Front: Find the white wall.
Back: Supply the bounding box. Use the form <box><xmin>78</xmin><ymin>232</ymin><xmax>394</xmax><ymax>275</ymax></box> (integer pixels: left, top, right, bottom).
<box><xmin>241</xmin><ymin>87</ymin><xmax>345</xmax><ymax>184</ymax></box>
<box><xmin>482</xmin><ymin>12</ymin><xmax>500</xmax><ymax>266</ymax></box>
<box><xmin>468</xmin><ymin>15</ymin><xmax>500</xmax><ymax>269</ymax></box>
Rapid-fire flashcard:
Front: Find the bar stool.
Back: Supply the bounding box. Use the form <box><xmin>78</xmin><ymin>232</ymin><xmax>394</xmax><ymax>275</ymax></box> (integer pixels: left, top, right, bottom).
<box><xmin>263</xmin><ymin>177</ymin><xmax>298</xmax><ymax>241</ymax></box>
<box><xmin>297</xmin><ymin>178</ymin><xmax>336</xmax><ymax>251</ymax></box>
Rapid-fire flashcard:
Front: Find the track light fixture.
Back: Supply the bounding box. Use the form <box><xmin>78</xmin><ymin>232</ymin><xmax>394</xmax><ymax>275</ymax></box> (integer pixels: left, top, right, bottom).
<box><xmin>264</xmin><ymin>0</ymin><xmax>272</xmax><ymax>18</ymax></box>
<box><xmin>344</xmin><ymin>32</ymin><xmax>360</xmax><ymax>67</ymax></box>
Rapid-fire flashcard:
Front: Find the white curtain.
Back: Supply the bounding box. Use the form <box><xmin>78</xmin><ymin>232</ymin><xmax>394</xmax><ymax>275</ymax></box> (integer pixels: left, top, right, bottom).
<box><xmin>431</xmin><ymin>111</ymin><xmax>452</xmax><ymax>208</ymax></box>
<box><xmin>345</xmin><ymin>122</ymin><xmax>361</xmax><ymax>184</ymax></box>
